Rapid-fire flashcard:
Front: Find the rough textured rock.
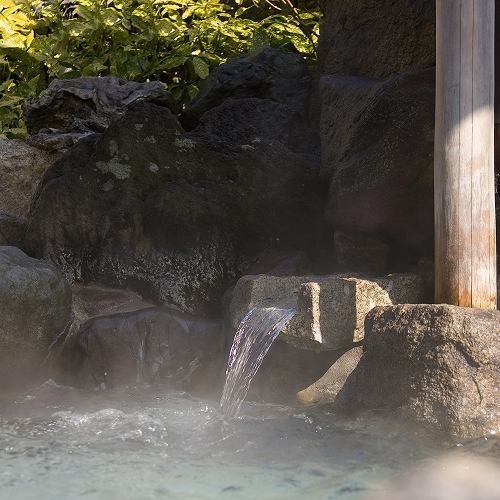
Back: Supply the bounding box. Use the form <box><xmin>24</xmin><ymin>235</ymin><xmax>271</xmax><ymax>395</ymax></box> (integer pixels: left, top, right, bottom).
<box><xmin>71</xmin><ymin>283</ymin><xmax>154</xmax><ymax>325</ymax></box>
<box><xmin>321</xmin><ymin>69</ymin><xmax>435</xmax><ymax>263</ymax></box>
<box><xmin>318</xmin><ymin>0</ymin><xmax>435</xmax><ymax>78</ymax></box>
<box><xmin>193</xmin><ymin>97</ymin><xmax>319</xmax><ymax>160</ymax></box>
<box><xmin>229</xmin><ymin>273</ymin><xmax>428</xmax><ymax>350</ymax></box>
<box><xmin>243</xmin><ymin>338</ymin><xmax>342</xmax><ymax>405</ymax></box>
<box><xmin>63</xmin><ymin>283</ymin><xmax>155</xmax><ymax>342</ymax></box>
<box><xmin>23</xmin><ymin>76</ymin><xmax>177</xmax><ymax>151</ymax></box>
<box><xmin>182</xmin><ymin>47</ymin><xmax>313</xmax><ymax>128</ymax></box>
<box><xmin>319</xmin><ymin>75</ymin><xmax>380</xmax><ymax>181</ymax></box>
<box><xmin>0</xmin><ymin>246</ymin><xmax>72</xmax><ymax>392</ymax></box>
<box><xmin>334</xmin><ymin>230</ymin><xmax>389</xmax><ymax>274</ymax></box>
<box><xmin>50</xmin><ymin>283</ymin><xmax>155</xmax><ymax>382</ymax></box>
<box><xmin>184</xmin><ymin>48</ymin><xmax>319</xmax><ymax>161</ymax></box>
<box><xmin>70</xmin><ymin>307</ymin><xmax>223</xmax><ymax>394</ymax></box>
<box><xmin>25</xmin><ymin>100</ymin><xmax>321</xmax><ymax>314</ymax></box>
<box><xmin>335</xmin><ymin>304</ymin><xmax>500</xmax><ymax>439</ymax></box>
<box><xmin>0</xmin><ymin>138</ymin><xmax>60</xmax><ymax>216</ymax></box>
<box><xmin>0</xmin><ymin>212</ymin><xmax>26</xmax><ymax>247</ymax></box>
<box><xmin>296</xmin><ymin>346</ymin><xmax>363</xmax><ymax>406</ymax></box>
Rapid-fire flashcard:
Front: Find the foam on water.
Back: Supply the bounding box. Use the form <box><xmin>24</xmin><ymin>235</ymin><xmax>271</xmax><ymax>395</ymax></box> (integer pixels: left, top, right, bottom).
<box><xmin>0</xmin><ymin>384</ymin><xmax>499</xmax><ymax>499</ymax></box>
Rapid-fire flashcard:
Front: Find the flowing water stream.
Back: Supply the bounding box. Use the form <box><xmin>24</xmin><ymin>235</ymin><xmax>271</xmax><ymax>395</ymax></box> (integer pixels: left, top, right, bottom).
<box><xmin>220</xmin><ymin>306</ymin><xmax>296</xmax><ymax>417</ymax></box>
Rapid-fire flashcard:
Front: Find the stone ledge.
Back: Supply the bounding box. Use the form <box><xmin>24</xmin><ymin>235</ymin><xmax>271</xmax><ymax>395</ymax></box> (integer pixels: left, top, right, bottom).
<box><xmin>229</xmin><ymin>273</ymin><xmax>428</xmax><ymax>351</ymax></box>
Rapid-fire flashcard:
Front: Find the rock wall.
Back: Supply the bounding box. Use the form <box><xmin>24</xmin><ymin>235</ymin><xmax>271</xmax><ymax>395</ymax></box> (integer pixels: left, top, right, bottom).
<box><xmin>317</xmin><ymin>1</ymin><xmax>437</xmax><ymax>270</ymax></box>
<box><xmin>0</xmin><ymin>139</ymin><xmax>60</xmax><ymax>217</ymax></box>
<box><xmin>321</xmin><ymin>69</ymin><xmax>435</xmax><ymax>262</ymax></box>
<box><xmin>318</xmin><ymin>0</ymin><xmax>500</xmax><ymax>271</ymax></box>
<box><xmin>24</xmin><ymin>49</ymin><xmax>323</xmax><ymax>315</ymax></box>
<box><xmin>318</xmin><ymin>0</ymin><xmax>436</xmax><ymax>78</ymax></box>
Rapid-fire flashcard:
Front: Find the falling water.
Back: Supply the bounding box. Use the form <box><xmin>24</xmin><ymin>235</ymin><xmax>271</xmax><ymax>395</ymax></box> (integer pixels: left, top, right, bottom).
<box><xmin>220</xmin><ymin>305</ymin><xmax>296</xmax><ymax>418</ymax></box>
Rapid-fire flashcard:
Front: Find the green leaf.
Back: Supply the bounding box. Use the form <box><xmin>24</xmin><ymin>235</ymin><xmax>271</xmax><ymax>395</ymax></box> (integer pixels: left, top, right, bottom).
<box><xmin>0</xmin><ymin>0</ymin><xmax>320</xmax><ymax>133</ymax></box>
<box><xmin>159</xmin><ymin>55</ymin><xmax>188</xmax><ymax>70</ymax></box>
<box><xmin>251</xmin><ymin>27</ymin><xmax>270</xmax><ymax>50</ymax></box>
<box><xmin>191</xmin><ymin>56</ymin><xmax>209</xmax><ymax>79</ymax></box>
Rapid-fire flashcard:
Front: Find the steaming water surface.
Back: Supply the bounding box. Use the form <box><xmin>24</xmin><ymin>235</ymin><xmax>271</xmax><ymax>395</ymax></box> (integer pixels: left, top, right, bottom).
<box><xmin>1</xmin><ymin>382</ymin><xmax>497</xmax><ymax>500</ymax></box>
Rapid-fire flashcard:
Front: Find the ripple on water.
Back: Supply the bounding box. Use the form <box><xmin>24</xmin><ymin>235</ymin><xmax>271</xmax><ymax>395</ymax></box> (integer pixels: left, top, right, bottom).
<box><xmin>0</xmin><ymin>384</ymin><xmax>498</xmax><ymax>500</ymax></box>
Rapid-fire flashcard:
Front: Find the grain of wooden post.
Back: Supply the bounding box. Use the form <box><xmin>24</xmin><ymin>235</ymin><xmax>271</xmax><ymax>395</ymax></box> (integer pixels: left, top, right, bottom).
<box><xmin>435</xmin><ymin>0</ymin><xmax>497</xmax><ymax>309</ymax></box>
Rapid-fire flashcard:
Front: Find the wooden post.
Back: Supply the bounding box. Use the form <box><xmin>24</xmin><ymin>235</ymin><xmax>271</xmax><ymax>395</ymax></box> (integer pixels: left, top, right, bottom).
<box><xmin>435</xmin><ymin>0</ymin><xmax>497</xmax><ymax>309</ymax></box>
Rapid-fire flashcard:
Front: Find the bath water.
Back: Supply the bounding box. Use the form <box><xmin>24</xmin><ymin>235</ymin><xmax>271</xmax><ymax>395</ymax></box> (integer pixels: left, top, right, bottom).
<box><xmin>1</xmin><ymin>381</ymin><xmax>498</xmax><ymax>499</ymax></box>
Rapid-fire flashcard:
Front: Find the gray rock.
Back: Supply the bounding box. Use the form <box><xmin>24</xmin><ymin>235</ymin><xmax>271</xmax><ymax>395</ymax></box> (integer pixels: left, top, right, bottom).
<box><xmin>182</xmin><ymin>47</ymin><xmax>313</xmax><ymax>129</ymax></box>
<box><xmin>25</xmin><ymin>101</ymin><xmax>321</xmax><ymax>314</ymax></box>
<box><xmin>0</xmin><ymin>211</ymin><xmax>26</xmax><ymax>247</ymax></box>
<box><xmin>335</xmin><ymin>304</ymin><xmax>500</xmax><ymax>439</ymax></box>
<box><xmin>229</xmin><ymin>273</ymin><xmax>428</xmax><ymax>351</ymax></box>
<box><xmin>71</xmin><ymin>307</ymin><xmax>223</xmax><ymax>394</ymax></box>
<box><xmin>0</xmin><ymin>246</ymin><xmax>72</xmax><ymax>392</ymax></box>
<box><xmin>242</xmin><ymin>338</ymin><xmax>341</xmax><ymax>405</ymax></box>
<box><xmin>23</xmin><ymin>76</ymin><xmax>177</xmax><ymax>151</ymax></box>
<box><xmin>321</xmin><ymin>69</ymin><xmax>435</xmax><ymax>264</ymax></box>
<box><xmin>192</xmin><ymin>97</ymin><xmax>319</xmax><ymax>160</ymax></box>
<box><xmin>0</xmin><ymin>138</ymin><xmax>60</xmax><ymax>216</ymax></box>
<box><xmin>334</xmin><ymin>230</ymin><xmax>389</xmax><ymax>274</ymax></box>
<box><xmin>50</xmin><ymin>283</ymin><xmax>155</xmax><ymax>383</ymax></box>
<box><xmin>296</xmin><ymin>346</ymin><xmax>363</xmax><ymax>406</ymax></box>
<box><xmin>71</xmin><ymin>283</ymin><xmax>155</xmax><ymax>326</ymax></box>
<box><xmin>319</xmin><ymin>75</ymin><xmax>380</xmax><ymax>181</ymax></box>
<box><xmin>318</xmin><ymin>0</ymin><xmax>435</xmax><ymax>78</ymax></box>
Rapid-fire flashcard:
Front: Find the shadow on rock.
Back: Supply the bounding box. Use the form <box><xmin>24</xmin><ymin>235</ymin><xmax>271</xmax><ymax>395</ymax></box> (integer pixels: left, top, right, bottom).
<box><xmin>63</xmin><ymin>307</ymin><xmax>225</xmax><ymax>398</ymax></box>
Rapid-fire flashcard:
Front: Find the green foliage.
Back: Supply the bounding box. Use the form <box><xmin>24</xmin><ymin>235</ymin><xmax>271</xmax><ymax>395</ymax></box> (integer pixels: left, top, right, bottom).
<box><xmin>0</xmin><ymin>0</ymin><xmax>321</xmax><ymax>137</ymax></box>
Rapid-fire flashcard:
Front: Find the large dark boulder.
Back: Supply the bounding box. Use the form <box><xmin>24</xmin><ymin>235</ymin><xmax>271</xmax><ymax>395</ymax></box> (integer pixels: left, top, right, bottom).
<box><xmin>25</xmin><ymin>100</ymin><xmax>321</xmax><ymax>314</ymax></box>
<box><xmin>193</xmin><ymin>97</ymin><xmax>319</xmax><ymax>160</ymax></box>
<box><xmin>61</xmin><ymin>283</ymin><xmax>156</xmax><ymax>348</ymax></box>
<box><xmin>321</xmin><ymin>68</ymin><xmax>435</xmax><ymax>265</ymax></box>
<box><xmin>71</xmin><ymin>283</ymin><xmax>155</xmax><ymax>328</ymax></box>
<box><xmin>333</xmin><ymin>230</ymin><xmax>390</xmax><ymax>274</ymax></box>
<box><xmin>318</xmin><ymin>0</ymin><xmax>435</xmax><ymax>78</ymax></box>
<box><xmin>23</xmin><ymin>76</ymin><xmax>177</xmax><ymax>151</ymax></box>
<box><xmin>0</xmin><ymin>246</ymin><xmax>72</xmax><ymax>393</ymax></box>
<box><xmin>181</xmin><ymin>47</ymin><xmax>313</xmax><ymax>129</ymax></box>
<box><xmin>0</xmin><ymin>138</ymin><xmax>61</xmax><ymax>216</ymax></box>
<box><xmin>69</xmin><ymin>307</ymin><xmax>223</xmax><ymax>395</ymax></box>
<box><xmin>335</xmin><ymin>304</ymin><xmax>500</xmax><ymax>439</ymax></box>
<box><xmin>0</xmin><ymin>211</ymin><xmax>26</xmax><ymax>247</ymax></box>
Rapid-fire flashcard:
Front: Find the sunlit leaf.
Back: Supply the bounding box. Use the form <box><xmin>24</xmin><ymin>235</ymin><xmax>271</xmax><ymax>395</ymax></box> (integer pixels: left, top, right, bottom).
<box><xmin>191</xmin><ymin>56</ymin><xmax>209</xmax><ymax>79</ymax></box>
<box><xmin>0</xmin><ymin>0</ymin><xmax>320</xmax><ymax>134</ymax></box>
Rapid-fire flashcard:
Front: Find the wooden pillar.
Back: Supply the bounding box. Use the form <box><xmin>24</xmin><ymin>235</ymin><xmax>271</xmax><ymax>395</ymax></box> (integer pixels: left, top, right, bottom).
<box><xmin>435</xmin><ymin>0</ymin><xmax>497</xmax><ymax>309</ymax></box>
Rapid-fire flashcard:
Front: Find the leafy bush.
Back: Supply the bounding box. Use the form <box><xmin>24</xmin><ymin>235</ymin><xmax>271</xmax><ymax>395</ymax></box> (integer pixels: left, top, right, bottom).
<box><xmin>0</xmin><ymin>0</ymin><xmax>321</xmax><ymax>137</ymax></box>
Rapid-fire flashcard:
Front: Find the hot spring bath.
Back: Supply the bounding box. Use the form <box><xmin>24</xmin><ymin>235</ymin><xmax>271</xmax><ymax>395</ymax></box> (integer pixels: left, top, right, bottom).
<box><xmin>1</xmin><ymin>383</ymin><xmax>499</xmax><ymax>500</ymax></box>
